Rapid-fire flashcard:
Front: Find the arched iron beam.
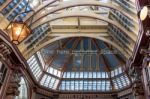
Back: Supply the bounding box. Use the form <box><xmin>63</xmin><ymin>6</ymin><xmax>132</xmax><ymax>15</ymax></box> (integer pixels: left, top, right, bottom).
<box><xmin>25</xmin><ymin>0</ymin><xmax>135</xmax><ymax>24</ymax></box>
<box><xmin>23</xmin><ymin>35</ymin><xmax>130</xmax><ymax>60</ymax></box>
<box><xmin>24</xmin><ymin>0</ymin><xmax>58</xmax><ymax>22</ymax></box>
<box><xmin>31</xmin><ymin>11</ymin><xmax>136</xmax><ymax>41</ymax></box>
<box><xmin>91</xmin><ymin>39</ymin><xmax>115</xmax><ymax>90</ymax></box>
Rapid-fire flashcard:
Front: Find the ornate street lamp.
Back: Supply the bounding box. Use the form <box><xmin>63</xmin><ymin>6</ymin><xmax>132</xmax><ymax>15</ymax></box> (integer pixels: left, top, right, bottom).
<box><xmin>6</xmin><ymin>22</ymin><xmax>31</xmax><ymax>44</ymax></box>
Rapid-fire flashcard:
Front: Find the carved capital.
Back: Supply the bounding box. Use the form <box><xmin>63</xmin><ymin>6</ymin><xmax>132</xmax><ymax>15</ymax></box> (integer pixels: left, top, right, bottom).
<box><xmin>6</xmin><ymin>71</ymin><xmax>21</xmax><ymax>96</ymax></box>
<box><xmin>140</xmin><ymin>48</ymin><xmax>150</xmax><ymax>57</ymax></box>
<box><xmin>131</xmin><ymin>67</ymin><xmax>144</xmax><ymax>96</ymax></box>
<box><xmin>145</xmin><ymin>27</ymin><xmax>150</xmax><ymax>36</ymax></box>
<box><xmin>0</xmin><ymin>42</ymin><xmax>11</xmax><ymax>61</ymax></box>
<box><xmin>132</xmin><ymin>82</ymin><xmax>144</xmax><ymax>96</ymax></box>
<box><xmin>129</xmin><ymin>66</ymin><xmax>142</xmax><ymax>78</ymax></box>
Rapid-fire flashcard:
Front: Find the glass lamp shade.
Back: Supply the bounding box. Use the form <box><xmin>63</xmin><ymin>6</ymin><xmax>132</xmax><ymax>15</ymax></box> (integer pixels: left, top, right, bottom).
<box><xmin>148</xmin><ymin>62</ymin><xmax>150</xmax><ymax>67</ymax></box>
<box><xmin>7</xmin><ymin>22</ymin><xmax>31</xmax><ymax>44</ymax></box>
<box><xmin>140</xmin><ymin>6</ymin><xmax>149</xmax><ymax>21</ymax></box>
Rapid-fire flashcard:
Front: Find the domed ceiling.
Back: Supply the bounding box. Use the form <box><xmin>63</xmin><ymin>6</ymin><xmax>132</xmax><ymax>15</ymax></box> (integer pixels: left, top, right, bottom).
<box><xmin>1</xmin><ymin>0</ymin><xmax>137</xmax><ymax>93</ymax></box>
<box><xmin>27</xmin><ymin>37</ymin><xmax>131</xmax><ymax>92</ymax></box>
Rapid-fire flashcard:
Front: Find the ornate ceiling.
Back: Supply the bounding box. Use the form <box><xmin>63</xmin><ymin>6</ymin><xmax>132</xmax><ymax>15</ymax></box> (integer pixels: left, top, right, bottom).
<box><xmin>0</xmin><ymin>0</ymin><xmax>138</xmax><ymax>92</ymax></box>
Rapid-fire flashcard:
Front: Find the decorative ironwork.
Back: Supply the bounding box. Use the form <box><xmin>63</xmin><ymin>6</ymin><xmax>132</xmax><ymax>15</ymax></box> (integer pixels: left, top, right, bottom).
<box><xmin>132</xmin><ymin>67</ymin><xmax>144</xmax><ymax>96</ymax></box>
<box><xmin>0</xmin><ymin>42</ymin><xmax>11</xmax><ymax>60</ymax></box>
<box><xmin>6</xmin><ymin>71</ymin><xmax>21</xmax><ymax>97</ymax></box>
<box><xmin>0</xmin><ymin>62</ymin><xmax>7</xmax><ymax>88</ymax></box>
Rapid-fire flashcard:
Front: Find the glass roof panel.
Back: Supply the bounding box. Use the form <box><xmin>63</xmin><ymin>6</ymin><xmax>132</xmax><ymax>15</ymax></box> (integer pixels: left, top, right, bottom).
<box><xmin>0</xmin><ymin>0</ymin><xmax>138</xmax><ymax>93</ymax></box>
<box><xmin>27</xmin><ymin>37</ymin><xmax>131</xmax><ymax>92</ymax></box>
<box><xmin>22</xmin><ymin>0</ymin><xmax>137</xmax><ymax>92</ymax></box>
<box><xmin>27</xmin><ymin>55</ymin><xmax>42</xmax><ymax>80</ymax></box>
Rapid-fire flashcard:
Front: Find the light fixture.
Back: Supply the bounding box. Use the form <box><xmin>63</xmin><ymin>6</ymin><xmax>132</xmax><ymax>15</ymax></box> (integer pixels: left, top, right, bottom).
<box><xmin>148</xmin><ymin>62</ymin><xmax>150</xmax><ymax>67</ymax></box>
<box><xmin>29</xmin><ymin>0</ymin><xmax>39</xmax><ymax>8</ymax></box>
<box><xmin>6</xmin><ymin>22</ymin><xmax>31</xmax><ymax>44</ymax></box>
<box><xmin>5</xmin><ymin>0</ymin><xmax>33</xmax><ymax>45</ymax></box>
<box><xmin>140</xmin><ymin>6</ymin><xmax>150</xmax><ymax>21</ymax></box>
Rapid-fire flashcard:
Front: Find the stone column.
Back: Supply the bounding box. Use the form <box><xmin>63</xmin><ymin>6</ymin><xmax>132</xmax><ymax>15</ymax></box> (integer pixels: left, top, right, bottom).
<box><xmin>140</xmin><ymin>48</ymin><xmax>150</xmax><ymax>99</ymax></box>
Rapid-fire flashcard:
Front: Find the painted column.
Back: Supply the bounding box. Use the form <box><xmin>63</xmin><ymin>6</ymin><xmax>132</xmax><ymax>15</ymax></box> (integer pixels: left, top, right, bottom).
<box><xmin>131</xmin><ymin>67</ymin><xmax>144</xmax><ymax>99</ymax></box>
<box><xmin>5</xmin><ymin>71</ymin><xmax>21</xmax><ymax>99</ymax></box>
<box><xmin>141</xmin><ymin>49</ymin><xmax>150</xmax><ymax>99</ymax></box>
<box><xmin>111</xmin><ymin>94</ymin><xmax>119</xmax><ymax>99</ymax></box>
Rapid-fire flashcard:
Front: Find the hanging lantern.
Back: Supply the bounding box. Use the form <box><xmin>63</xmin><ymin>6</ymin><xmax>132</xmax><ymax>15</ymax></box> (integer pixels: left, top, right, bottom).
<box><xmin>6</xmin><ymin>22</ymin><xmax>31</xmax><ymax>44</ymax></box>
<box><xmin>148</xmin><ymin>62</ymin><xmax>150</xmax><ymax>67</ymax></box>
<box><xmin>140</xmin><ymin>6</ymin><xmax>150</xmax><ymax>21</ymax></box>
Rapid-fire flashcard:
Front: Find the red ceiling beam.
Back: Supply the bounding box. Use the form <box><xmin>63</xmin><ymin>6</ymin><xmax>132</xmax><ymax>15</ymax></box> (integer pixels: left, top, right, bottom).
<box><xmin>44</xmin><ymin>38</ymin><xmax>74</xmax><ymax>71</ymax></box>
<box><xmin>56</xmin><ymin>38</ymin><xmax>82</xmax><ymax>90</ymax></box>
<box><xmin>91</xmin><ymin>39</ymin><xmax>115</xmax><ymax>91</ymax></box>
<box><xmin>38</xmin><ymin>38</ymin><xmax>74</xmax><ymax>83</ymax></box>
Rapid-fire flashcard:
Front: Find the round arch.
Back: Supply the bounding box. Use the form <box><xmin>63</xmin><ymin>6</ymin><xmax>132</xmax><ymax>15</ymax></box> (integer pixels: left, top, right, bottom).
<box><xmin>24</xmin><ymin>35</ymin><xmax>130</xmax><ymax>60</ymax></box>
<box><xmin>31</xmin><ymin>12</ymin><xmax>135</xmax><ymax>41</ymax></box>
<box><xmin>27</xmin><ymin>0</ymin><xmax>134</xmax><ymax>24</ymax></box>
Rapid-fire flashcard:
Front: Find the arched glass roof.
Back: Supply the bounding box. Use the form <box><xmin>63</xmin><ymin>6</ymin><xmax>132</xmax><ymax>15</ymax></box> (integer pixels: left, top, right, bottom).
<box><xmin>19</xmin><ymin>0</ymin><xmax>138</xmax><ymax>92</ymax></box>
<box><xmin>27</xmin><ymin>37</ymin><xmax>131</xmax><ymax>92</ymax></box>
<box><xmin>0</xmin><ymin>0</ymin><xmax>137</xmax><ymax>93</ymax></box>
